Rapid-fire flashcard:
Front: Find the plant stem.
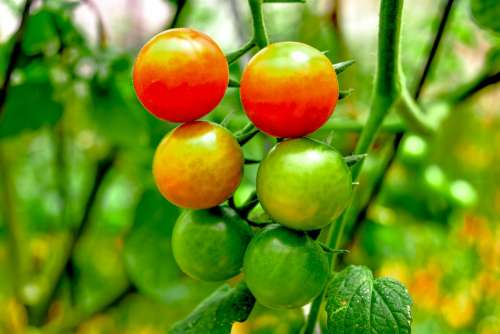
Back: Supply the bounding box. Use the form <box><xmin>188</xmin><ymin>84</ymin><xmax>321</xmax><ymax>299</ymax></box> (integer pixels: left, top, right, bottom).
<box><xmin>167</xmin><ymin>0</ymin><xmax>187</xmax><ymax>29</ymax></box>
<box><xmin>303</xmin><ymin>1</ymin><xmax>404</xmax><ymax>332</ymax></box>
<box><xmin>321</xmin><ymin>118</ymin><xmax>405</xmax><ymax>133</ymax></box>
<box><xmin>248</xmin><ymin>0</ymin><xmax>269</xmax><ymax>49</ymax></box>
<box><xmin>350</xmin><ymin>0</ymin><xmax>403</xmax><ymax>179</ymax></box>
<box><xmin>413</xmin><ymin>0</ymin><xmax>456</xmax><ymax>99</ymax></box>
<box><xmin>397</xmin><ymin>86</ymin><xmax>436</xmax><ymax>136</ymax></box>
<box><xmin>38</xmin><ymin>150</ymin><xmax>118</xmax><ymax>323</ymax></box>
<box><xmin>226</xmin><ymin>39</ymin><xmax>256</xmax><ymax>64</ymax></box>
<box><xmin>343</xmin><ymin>0</ymin><xmax>457</xmax><ymax>252</ymax></box>
<box><xmin>0</xmin><ymin>0</ymin><xmax>33</xmax><ymax>120</ymax></box>
<box><xmin>236</xmin><ymin>123</ymin><xmax>260</xmax><ymax>145</ymax></box>
<box><xmin>448</xmin><ymin>71</ymin><xmax>500</xmax><ymax>104</ymax></box>
<box><xmin>82</xmin><ymin>0</ymin><xmax>108</xmax><ymax>49</ymax></box>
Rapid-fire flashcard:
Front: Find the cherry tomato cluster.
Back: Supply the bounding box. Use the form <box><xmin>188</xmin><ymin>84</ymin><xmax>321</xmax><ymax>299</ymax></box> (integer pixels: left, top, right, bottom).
<box><xmin>133</xmin><ymin>28</ymin><xmax>352</xmax><ymax>309</ymax></box>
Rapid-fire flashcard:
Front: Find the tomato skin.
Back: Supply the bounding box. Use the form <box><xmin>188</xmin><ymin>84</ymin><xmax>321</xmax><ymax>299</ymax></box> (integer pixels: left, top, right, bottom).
<box><xmin>153</xmin><ymin>121</ymin><xmax>243</xmax><ymax>209</ymax></box>
<box><xmin>133</xmin><ymin>28</ymin><xmax>229</xmax><ymax>122</ymax></box>
<box><xmin>172</xmin><ymin>208</ymin><xmax>253</xmax><ymax>282</ymax></box>
<box><xmin>257</xmin><ymin>138</ymin><xmax>352</xmax><ymax>231</ymax></box>
<box><xmin>240</xmin><ymin>42</ymin><xmax>338</xmax><ymax>138</ymax></box>
<box><xmin>243</xmin><ymin>225</ymin><xmax>329</xmax><ymax>309</ymax></box>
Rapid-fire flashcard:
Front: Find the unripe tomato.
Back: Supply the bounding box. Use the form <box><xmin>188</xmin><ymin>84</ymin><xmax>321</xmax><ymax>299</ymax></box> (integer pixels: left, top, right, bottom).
<box><xmin>133</xmin><ymin>28</ymin><xmax>229</xmax><ymax>122</ymax></box>
<box><xmin>243</xmin><ymin>225</ymin><xmax>329</xmax><ymax>309</ymax></box>
<box><xmin>240</xmin><ymin>42</ymin><xmax>338</xmax><ymax>138</ymax></box>
<box><xmin>153</xmin><ymin>121</ymin><xmax>243</xmax><ymax>209</ymax></box>
<box><xmin>172</xmin><ymin>208</ymin><xmax>253</xmax><ymax>281</ymax></box>
<box><xmin>257</xmin><ymin>138</ymin><xmax>352</xmax><ymax>230</ymax></box>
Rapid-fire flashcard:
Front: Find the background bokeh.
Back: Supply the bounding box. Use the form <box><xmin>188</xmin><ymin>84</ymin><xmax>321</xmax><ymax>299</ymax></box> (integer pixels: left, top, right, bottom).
<box><xmin>0</xmin><ymin>0</ymin><xmax>498</xmax><ymax>333</ymax></box>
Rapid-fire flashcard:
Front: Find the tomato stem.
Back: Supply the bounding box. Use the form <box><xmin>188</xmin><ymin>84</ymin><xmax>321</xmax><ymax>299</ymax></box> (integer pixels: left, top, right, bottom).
<box><xmin>226</xmin><ymin>39</ymin><xmax>256</xmax><ymax>64</ymax></box>
<box><xmin>396</xmin><ymin>85</ymin><xmax>436</xmax><ymax>136</ymax></box>
<box><xmin>303</xmin><ymin>0</ymin><xmax>405</xmax><ymax>333</ymax></box>
<box><xmin>228</xmin><ymin>77</ymin><xmax>240</xmax><ymax>87</ymax></box>
<box><xmin>236</xmin><ymin>123</ymin><xmax>260</xmax><ymax>145</ymax></box>
<box><xmin>249</xmin><ymin>0</ymin><xmax>270</xmax><ymax>49</ymax></box>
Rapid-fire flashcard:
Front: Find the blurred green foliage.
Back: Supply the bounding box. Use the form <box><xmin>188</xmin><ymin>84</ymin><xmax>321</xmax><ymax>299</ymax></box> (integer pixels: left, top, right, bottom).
<box><xmin>0</xmin><ymin>0</ymin><xmax>498</xmax><ymax>333</ymax></box>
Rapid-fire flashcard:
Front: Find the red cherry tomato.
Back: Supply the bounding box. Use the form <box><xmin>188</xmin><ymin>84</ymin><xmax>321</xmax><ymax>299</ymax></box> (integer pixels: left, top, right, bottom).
<box><xmin>240</xmin><ymin>42</ymin><xmax>339</xmax><ymax>138</ymax></box>
<box><xmin>153</xmin><ymin>121</ymin><xmax>243</xmax><ymax>209</ymax></box>
<box><xmin>133</xmin><ymin>28</ymin><xmax>229</xmax><ymax>122</ymax></box>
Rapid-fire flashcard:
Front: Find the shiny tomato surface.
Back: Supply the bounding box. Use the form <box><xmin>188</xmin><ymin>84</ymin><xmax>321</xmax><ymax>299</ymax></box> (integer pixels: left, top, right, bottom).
<box><xmin>153</xmin><ymin>121</ymin><xmax>243</xmax><ymax>209</ymax></box>
<box><xmin>243</xmin><ymin>225</ymin><xmax>329</xmax><ymax>309</ymax></box>
<box><xmin>133</xmin><ymin>28</ymin><xmax>229</xmax><ymax>122</ymax></box>
<box><xmin>257</xmin><ymin>138</ymin><xmax>352</xmax><ymax>230</ymax></box>
<box><xmin>172</xmin><ymin>208</ymin><xmax>253</xmax><ymax>281</ymax></box>
<box><xmin>240</xmin><ymin>42</ymin><xmax>338</xmax><ymax>138</ymax></box>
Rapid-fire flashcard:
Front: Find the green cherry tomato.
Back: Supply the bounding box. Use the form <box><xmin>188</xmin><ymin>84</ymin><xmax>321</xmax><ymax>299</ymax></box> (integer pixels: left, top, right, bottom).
<box><xmin>257</xmin><ymin>138</ymin><xmax>352</xmax><ymax>231</ymax></box>
<box><xmin>172</xmin><ymin>207</ymin><xmax>253</xmax><ymax>282</ymax></box>
<box><xmin>243</xmin><ymin>225</ymin><xmax>329</xmax><ymax>309</ymax></box>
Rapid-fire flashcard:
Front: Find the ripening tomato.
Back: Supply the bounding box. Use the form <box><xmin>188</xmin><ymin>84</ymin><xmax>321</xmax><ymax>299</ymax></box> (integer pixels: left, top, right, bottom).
<box><xmin>153</xmin><ymin>121</ymin><xmax>243</xmax><ymax>209</ymax></box>
<box><xmin>257</xmin><ymin>138</ymin><xmax>352</xmax><ymax>230</ymax></box>
<box><xmin>133</xmin><ymin>28</ymin><xmax>229</xmax><ymax>122</ymax></box>
<box><xmin>243</xmin><ymin>225</ymin><xmax>329</xmax><ymax>309</ymax></box>
<box><xmin>172</xmin><ymin>208</ymin><xmax>253</xmax><ymax>281</ymax></box>
<box><xmin>240</xmin><ymin>42</ymin><xmax>339</xmax><ymax>138</ymax></box>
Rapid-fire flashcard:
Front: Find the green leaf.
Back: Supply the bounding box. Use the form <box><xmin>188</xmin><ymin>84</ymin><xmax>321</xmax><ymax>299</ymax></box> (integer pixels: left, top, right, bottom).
<box><xmin>0</xmin><ymin>77</ymin><xmax>63</xmax><ymax>138</ymax></box>
<box><xmin>22</xmin><ymin>9</ymin><xmax>59</xmax><ymax>56</ymax></box>
<box><xmin>326</xmin><ymin>265</ymin><xmax>412</xmax><ymax>334</ymax></box>
<box><xmin>124</xmin><ymin>189</ymin><xmax>182</xmax><ymax>302</ymax></box>
<box><xmin>169</xmin><ymin>282</ymin><xmax>256</xmax><ymax>334</ymax></box>
<box><xmin>470</xmin><ymin>0</ymin><xmax>500</xmax><ymax>33</ymax></box>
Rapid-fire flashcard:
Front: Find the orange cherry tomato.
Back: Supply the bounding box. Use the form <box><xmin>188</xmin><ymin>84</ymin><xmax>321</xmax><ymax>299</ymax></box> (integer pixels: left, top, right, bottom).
<box><xmin>133</xmin><ymin>28</ymin><xmax>229</xmax><ymax>122</ymax></box>
<box><xmin>240</xmin><ymin>42</ymin><xmax>339</xmax><ymax>138</ymax></box>
<box><xmin>153</xmin><ymin>121</ymin><xmax>243</xmax><ymax>209</ymax></box>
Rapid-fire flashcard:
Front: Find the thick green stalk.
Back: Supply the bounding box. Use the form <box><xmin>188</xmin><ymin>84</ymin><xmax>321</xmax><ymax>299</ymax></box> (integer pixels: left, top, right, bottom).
<box><xmin>351</xmin><ymin>0</ymin><xmax>403</xmax><ymax>179</ymax></box>
<box><xmin>249</xmin><ymin>0</ymin><xmax>269</xmax><ymax>49</ymax></box>
<box><xmin>345</xmin><ymin>0</ymin><xmax>458</xmax><ymax>247</ymax></box>
<box><xmin>302</xmin><ymin>1</ymin><xmax>404</xmax><ymax>333</ymax></box>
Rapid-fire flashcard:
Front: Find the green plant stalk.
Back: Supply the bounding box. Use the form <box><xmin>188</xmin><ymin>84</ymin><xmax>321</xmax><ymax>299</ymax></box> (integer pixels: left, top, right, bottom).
<box><xmin>167</xmin><ymin>0</ymin><xmax>187</xmax><ymax>29</ymax></box>
<box><xmin>397</xmin><ymin>85</ymin><xmax>436</xmax><ymax>135</ymax></box>
<box><xmin>32</xmin><ymin>151</ymin><xmax>117</xmax><ymax>324</ymax></box>
<box><xmin>302</xmin><ymin>1</ymin><xmax>404</xmax><ymax>332</ymax></box>
<box><xmin>226</xmin><ymin>39</ymin><xmax>256</xmax><ymax>64</ymax></box>
<box><xmin>82</xmin><ymin>0</ymin><xmax>108</xmax><ymax>49</ymax></box>
<box><xmin>0</xmin><ymin>0</ymin><xmax>33</xmax><ymax>119</ymax></box>
<box><xmin>343</xmin><ymin>0</ymin><xmax>458</xmax><ymax>249</ymax></box>
<box><xmin>321</xmin><ymin>118</ymin><xmax>405</xmax><ymax>133</ymax></box>
<box><xmin>249</xmin><ymin>0</ymin><xmax>269</xmax><ymax>49</ymax></box>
